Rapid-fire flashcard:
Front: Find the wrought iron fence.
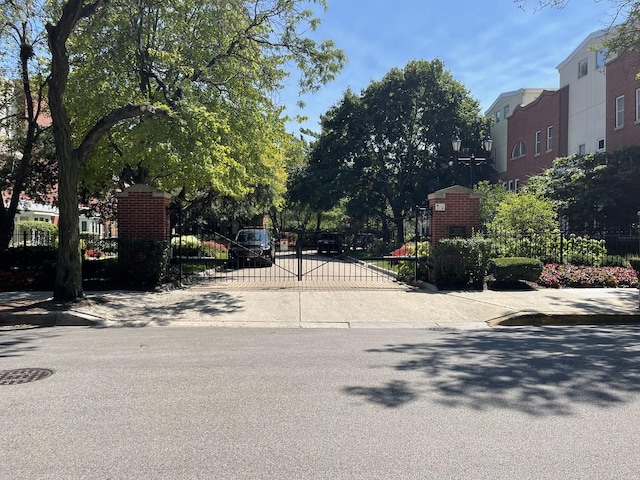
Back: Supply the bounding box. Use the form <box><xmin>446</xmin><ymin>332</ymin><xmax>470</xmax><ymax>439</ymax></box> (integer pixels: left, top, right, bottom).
<box><xmin>484</xmin><ymin>229</ymin><xmax>639</xmax><ymax>266</ymax></box>
<box><xmin>10</xmin><ymin>229</ymin><xmax>57</xmax><ymax>248</ymax></box>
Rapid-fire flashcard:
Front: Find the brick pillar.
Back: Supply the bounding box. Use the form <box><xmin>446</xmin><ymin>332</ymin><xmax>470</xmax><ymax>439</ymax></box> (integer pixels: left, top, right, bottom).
<box><xmin>116</xmin><ymin>184</ymin><xmax>171</xmax><ymax>239</ymax></box>
<box><xmin>115</xmin><ymin>184</ymin><xmax>171</xmax><ymax>287</ymax></box>
<box><xmin>428</xmin><ymin>185</ymin><xmax>481</xmax><ymax>248</ymax></box>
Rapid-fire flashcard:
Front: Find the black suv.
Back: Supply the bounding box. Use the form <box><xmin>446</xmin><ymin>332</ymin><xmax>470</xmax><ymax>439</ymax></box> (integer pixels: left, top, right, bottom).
<box><xmin>317</xmin><ymin>232</ymin><xmax>343</xmax><ymax>254</ymax></box>
<box><xmin>229</xmin><ymin>227</ymin><xmax>275</xmax><ymax>266</ymax></box>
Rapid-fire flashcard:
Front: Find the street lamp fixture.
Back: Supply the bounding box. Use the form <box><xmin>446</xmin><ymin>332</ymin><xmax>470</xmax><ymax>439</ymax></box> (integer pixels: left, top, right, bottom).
<box><xmin>451</xmin><ymin>135</ymin><xmax>493</xmax><ymax>188</ymax></box>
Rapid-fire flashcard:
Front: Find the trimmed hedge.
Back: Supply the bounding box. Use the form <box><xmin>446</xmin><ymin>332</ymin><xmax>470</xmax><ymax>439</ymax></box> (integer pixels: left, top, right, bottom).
<box><xmin>490</xmin><ymin>257</ymin><xmax>543</xmax><ymax>283</ymax></box>
<box><xmin>431</xmin><ymin>238</ymin><xmax>492</xmax><ymax>290</ymax></box>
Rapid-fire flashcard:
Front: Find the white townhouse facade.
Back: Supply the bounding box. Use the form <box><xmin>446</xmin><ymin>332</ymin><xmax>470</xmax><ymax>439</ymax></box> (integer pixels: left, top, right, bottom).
<box><xmin>556</xmin><ymin>30</ymin><xmax>608</xmax><ymax>156</ymax></box>
<box><xmin>487</xmin><ymin>30</ymin><xmax>611</xmax><ymax>187</ymax></box>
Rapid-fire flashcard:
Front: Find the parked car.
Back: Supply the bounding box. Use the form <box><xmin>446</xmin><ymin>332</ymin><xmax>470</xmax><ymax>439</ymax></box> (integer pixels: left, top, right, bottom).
<box><xmin>229</xmin><ymin>227</ymin><xmax>275</xmax><ymax>266</ymax></box>
<box><xmin>317</xmin><ymin>232</ymin><xmax>343</xmax><ymax>254</ymax></box>
<box><xmin>352</xmin><ymin>233</ymin><xmax>375</xmax><ymax>250</ymax></box>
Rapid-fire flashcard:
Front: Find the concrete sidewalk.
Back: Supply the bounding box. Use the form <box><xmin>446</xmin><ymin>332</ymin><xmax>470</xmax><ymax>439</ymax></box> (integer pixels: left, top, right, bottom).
<box><xmin>1</xmin><ymin>282</ymin><xmax>640</xmax><ymax>329</ymax></box>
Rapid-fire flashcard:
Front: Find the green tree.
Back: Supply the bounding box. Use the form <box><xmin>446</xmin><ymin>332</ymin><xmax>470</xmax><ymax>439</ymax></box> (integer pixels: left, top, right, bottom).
<box><xmin>0</xmin><ymin>2</ymin><xmax>56</xmax><ymax>252</ymax></box>
<box><xmin>474</xmin><ymin>180</ymin><xmax>511</xmax><ymax>228</ymax></box>
<box><xmin>294</xmin><ymin>59</ymin><xmax>490</xmax><ymax>245</ymax></box>
<box><xmin>23</xmin><ymin>0</ymin><xmax>345</xmax><ymax>300</ymax></box>
<box><xmin>488</xmin><ymin>192</ymin><xmax>558</xmax><ymax>234</ymax></box>
<box><xmin>525</xmin><ymin>148</ymin><xmax>640</xmax><ymax>232</ymax></box>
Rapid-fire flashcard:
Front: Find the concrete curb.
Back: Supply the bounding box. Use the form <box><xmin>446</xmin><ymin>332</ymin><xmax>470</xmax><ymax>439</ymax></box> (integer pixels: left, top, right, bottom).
<box><xmin>0</xmin><ymin>310</ymin><xmax>102</xmax><ymax>328</ymax></box>
<box><xmin>489</xmin><ymin>311</ymin><xmax>640</xmax><ymax>327</ymax></box>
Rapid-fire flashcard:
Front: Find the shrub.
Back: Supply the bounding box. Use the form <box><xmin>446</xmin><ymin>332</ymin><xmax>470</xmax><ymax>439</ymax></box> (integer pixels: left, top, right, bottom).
<box><xmin>119</xmin><ymin>238</ymin><xmax>169</xmax><ymax>289</ymax></box>
<box><xmin>395</xmin><ymin>241</ymin><xmax>430</xmax><ymax>282</ymax></box>
<box><xmin>432</xmin><ymin>237</ymin><xmax>492</xmax><ymax>290</ymax></box>
<box><xmin>485</xmin><ymin>230</ymin><xmax>608</xmax><ymax>266</ymax></box>
<box><xmin>0</xmin><ymin>246</ymin><xmax>57</xmax><ymax>290</ymax></box>
<box><xmin>171</xmin><ymin>235</ymin><xmax>201</xmax><ymax>256</ymax></box>
<box><xmin>201</xmin><ymin>240</ymin><xmax>229</xmax><ymax>258</ymax></box>
<box><xmin>489</xmin><ymin>257</ymin><xmax>543</xmax><ymax>283</ymax></box>
<box><xmin>15</xmin><ymin>221</ymin><xmax>58</xmax><ymax>247</ymax></box>
<box><xmin>563</xmin><ymin>234</ymin><xmax>607</xmax><ymax>266</ymax></box>
<box><xmin>630</xmin><ymin>258</ymin><xmax>640</xmax><ymax>273</ymax></box>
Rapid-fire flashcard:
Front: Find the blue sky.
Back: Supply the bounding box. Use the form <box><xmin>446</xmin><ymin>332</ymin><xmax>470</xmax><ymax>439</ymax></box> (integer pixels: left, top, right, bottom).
<box><xmin>282</xmin><ymin>0</ymin><xmax>617</xmax><ymax>135</ymax></box>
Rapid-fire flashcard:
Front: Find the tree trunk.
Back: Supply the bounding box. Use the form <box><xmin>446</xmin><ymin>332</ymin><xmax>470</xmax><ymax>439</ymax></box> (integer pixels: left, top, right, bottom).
<box><xmin>0</xmin><ymin>206</ymin><xmax>16</xmax><ymax>252</ymax></box>
<box><xmin>47</xmin><ymin>4</ymin><xmax>85</xmax><ymax>301</ymax></box>
<box><xmin>393</xmin><ymin>215</ymin><xmax>405</xmax><ymax>247</ymax></box>
<box><xmin>54</xmin><ymin>154</ymin><xmax>83</xmax><ymax>300</ymax></box>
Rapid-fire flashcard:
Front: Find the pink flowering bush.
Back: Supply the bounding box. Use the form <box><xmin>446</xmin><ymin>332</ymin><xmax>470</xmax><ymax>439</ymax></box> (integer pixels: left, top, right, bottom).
<box><xmin>202</xmin><ymin>241</ymin><xmax>228</xmax><ymax>254</ymax></box>
<box><xmin>390</xmin><ymin>243</ymin><xmax>412</xmax><ymax>257</ymax></box>
<box><xmin>538</xmin><ymin>263</ymin><xmax>639</xmax><ymax>288</ymax></box>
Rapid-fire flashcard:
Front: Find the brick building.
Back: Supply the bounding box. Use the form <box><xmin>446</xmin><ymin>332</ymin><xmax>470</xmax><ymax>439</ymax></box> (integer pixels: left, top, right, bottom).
<box><xmin>505</xmin><ymin>87</ymin><xmax>569</xmax><ymax>189</ymax></box>
<box><xmin>606</xmin><ymin>50</ymin><xmax>640</xmax><ymax>151</ymax></box>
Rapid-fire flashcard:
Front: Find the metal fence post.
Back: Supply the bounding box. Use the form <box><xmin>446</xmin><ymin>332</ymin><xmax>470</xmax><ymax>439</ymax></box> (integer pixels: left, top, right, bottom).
<box><xmin>297</xmin><ymin>228</ymin><xmax>303</xmax><ymax>281</ymax></box>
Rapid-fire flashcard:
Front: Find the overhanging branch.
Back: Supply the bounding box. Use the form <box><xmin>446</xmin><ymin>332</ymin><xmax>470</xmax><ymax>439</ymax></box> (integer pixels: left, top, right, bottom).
<box><xmin>76</xmin><ymin>103</ymin><xmax>172</xmax><ymax>165</ymax></box>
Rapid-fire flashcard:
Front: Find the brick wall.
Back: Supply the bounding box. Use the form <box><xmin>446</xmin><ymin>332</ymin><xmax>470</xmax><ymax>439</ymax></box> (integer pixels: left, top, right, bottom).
<box><xmin>116</xmin><ymin>184</ymin><xmax>171</xmax><ymax>239</ymax></box>
<box><xmin>606</xmin><ymin>51</ymin><xmax>640</xmax><ymax>151</ymax></box>
<box><xmin>506</xmin><ymin>86</ymin><xmax>569</xmax><ymax>187</ymax></box>
<box><xmin>427</xmin><ymin>186</ymin><xmax>481</xmax><ymax>247</ymax></box>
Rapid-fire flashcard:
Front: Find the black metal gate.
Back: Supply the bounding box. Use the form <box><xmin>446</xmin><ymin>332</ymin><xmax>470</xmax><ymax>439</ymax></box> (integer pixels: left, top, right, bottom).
<box><xmin>168</xmin><ymin>230</ymin><xmax>422</xmax><ymax>286</ymax></box>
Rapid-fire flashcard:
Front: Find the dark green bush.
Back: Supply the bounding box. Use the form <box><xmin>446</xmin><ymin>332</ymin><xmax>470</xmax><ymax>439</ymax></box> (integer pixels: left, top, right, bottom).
<box><xmin>630</xmin><ymin>258</ymin><xmax>640</xmax><ymax>273</ymax></box>
<box><xmin>431</xmin><ymin>237</ymin><xmax>492</xmax><ymax>290</ymax></box>
<box><xmin>118</xmin><ymin>238</ymin><xmax>169</xmax><ymax>289</ymax></box>
<box><xmin>489</xmin><ymin>257</ymin><xmax>543</xmax><ymax>283</ymax></box>
<box><xmin>1</xmin><ymin>246</ymin><xmax>57</xmax><ymax>269</ymax></box>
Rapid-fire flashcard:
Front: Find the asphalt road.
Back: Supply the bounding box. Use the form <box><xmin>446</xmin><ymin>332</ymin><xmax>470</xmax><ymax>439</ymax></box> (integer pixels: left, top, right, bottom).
<box><xmin>2</xmin><ymin>325</ymin><xmax>640</xmax><ymax>479</ymax></box>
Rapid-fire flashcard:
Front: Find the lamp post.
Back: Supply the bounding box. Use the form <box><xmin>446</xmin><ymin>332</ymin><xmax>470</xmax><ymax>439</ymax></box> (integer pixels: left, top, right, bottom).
<box><xmin>452</xmin><ymin>135</ymin><xmax>493</xmax><ymax>188</ymax></box>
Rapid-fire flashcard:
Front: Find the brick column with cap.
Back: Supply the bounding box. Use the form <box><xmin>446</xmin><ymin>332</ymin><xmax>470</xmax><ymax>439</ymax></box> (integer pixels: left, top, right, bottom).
<box><xmin>115</xmin><ymin>184</ymin><xmax>171</xmax><ymax>287</ymax></box>
<box><xmin>428</xmin><ymin>185</ymin><xmax>481</xmax><ymax>248</ymax></box>
<box><xmin>116</xmin><ymin>184</ymin><xmax>171</xmax><ymax>239</ymax></box>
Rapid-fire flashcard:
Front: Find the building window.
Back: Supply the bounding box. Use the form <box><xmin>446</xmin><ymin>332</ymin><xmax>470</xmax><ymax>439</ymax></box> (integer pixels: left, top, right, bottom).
<box><xmin>508</xmin><ymin>180</ymin><xmax>514</xmax><ymax>191</ymax></box>
<box><xmin>578</xmin><ymin>144</ymin><xmax>586</xmax><ymax>155</ymax></box>
<box><xmin>597</xmin><ymin>138</ymin><xmax>605</xmax><ymax>151</ymax></box>
<box><xmin>514</xmin><ymin>179</ymin><xmax>520</xmax><ymax>192</ymax></box>
<box><xmin>596</xmin><ymin>49</ymin><xmax>607</xmax><ymax>71</ymax></box>
<box><xmin>616</xmin><ymin>95</ymin><xmax>625</xmax><ymax>128</ymax></box>
<box><xmin>81</xmin><ymin>221</ymin><xmax>88</xmax><ymax>232</ymax></box>
<box><xmin>546</xmin><ymin>126</ymin><xmax>553</xmax><ymax>151</ymax></box>
<box><xmin>578</xmin><ymin>58</ymin><xmax>588</xmax><ymax>78</ymax></box>
<box><xmin>504</xmin><ymin>105</ymin><xmax>510</xmax><ymax>119</ymax></box>
<box><xmin>534</xmin><ymin>131</ymin><xmax>541</xmax><ymax>155</ymax></box>
<box><xmin>495</xmin><ymin>110</ymin><xmax>501</xmax><ymax>123</ymax></box>
<box><xmin>511</xmin><ymin>141</ymin><xmax>526</xmax><ymax>159</ymax></box>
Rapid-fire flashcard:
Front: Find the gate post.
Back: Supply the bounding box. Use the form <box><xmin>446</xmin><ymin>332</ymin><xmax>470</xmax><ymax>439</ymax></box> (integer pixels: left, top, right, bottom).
<box><xmin>427</xmin><ymin>185</ymin><xmax>481</xmax><ymax>248</ymax></box>
<box><xmin>296</xmin><ymin>228</ymin><xmax>304</xmax><ymax>281</ymax></box>
<box><xmin>116</xmin><ymin>184</ymin><xmax>171</xmax><ymax>287</ymax></box>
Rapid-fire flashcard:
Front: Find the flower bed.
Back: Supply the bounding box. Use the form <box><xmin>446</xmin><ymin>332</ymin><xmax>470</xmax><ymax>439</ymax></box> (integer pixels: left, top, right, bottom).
<box><xmin>539</xmin><ymin>263</ymin><xmax>639</xmax><ymax>288</ymax></box>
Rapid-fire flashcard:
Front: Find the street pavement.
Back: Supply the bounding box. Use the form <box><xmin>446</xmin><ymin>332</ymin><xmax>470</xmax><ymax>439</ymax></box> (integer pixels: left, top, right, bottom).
<box><xmin>1</xmin><ymin>280</ymin><xmax>639</xmax><ymax>328</ymax></box>
<box><xmin>3</xmin><ymin>326</ymin><xmax>640</xmax><ymax>479</ymax></box>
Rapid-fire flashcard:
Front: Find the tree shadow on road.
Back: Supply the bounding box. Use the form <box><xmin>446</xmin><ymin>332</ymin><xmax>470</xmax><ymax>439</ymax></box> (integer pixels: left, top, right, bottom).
<box><xmin>344</xmin><ymin>326</ymin><xmax>640</xmax><ymax>416</ymax></box>
<box><xmin>0</xmin><ymin>328</ymin><xmax>59</xmax><ymax>358</ymax></box>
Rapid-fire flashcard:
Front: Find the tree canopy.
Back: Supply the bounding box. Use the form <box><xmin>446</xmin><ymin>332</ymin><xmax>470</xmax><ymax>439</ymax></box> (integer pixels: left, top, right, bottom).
<box><xmin>525</xmin><ymin>147</ymin><xmax>640</xmax><ymax>232</ymax></box>
<box><xmin>0</xmin><ymin>1</ymin><xmax>56</xmax><ymax>252</ymax></box>
<box><xmin>289</xmin><ymin>59</ymin><xmax>491</xmax><ymax>244</ymax></box>
<box><xmin>488</xmin><ymin>192</ymin><xmax>558</xmax><ymax>234</ymax></box>
<box><xmin>1</xmin><ymin>0</ymin><xmax>345</xmax><ymax>300</ymax></box>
